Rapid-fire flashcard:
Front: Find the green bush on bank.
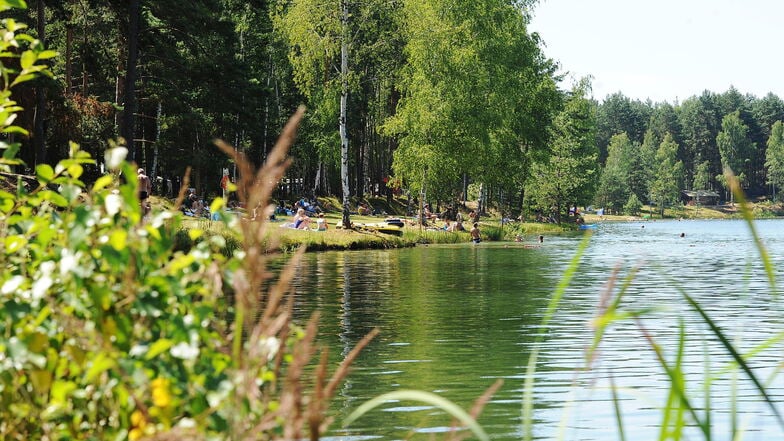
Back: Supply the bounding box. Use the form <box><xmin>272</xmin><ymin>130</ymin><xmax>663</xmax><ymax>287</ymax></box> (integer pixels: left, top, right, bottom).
<box><xmin>1</xmin><ymin>141</ymin><xmax>263</xmax><ymax>439</ymax></box>
<box><xmin>0</xmin><ymin>11</ymin><xmax>359</xmax><ymax>440</ymax></box>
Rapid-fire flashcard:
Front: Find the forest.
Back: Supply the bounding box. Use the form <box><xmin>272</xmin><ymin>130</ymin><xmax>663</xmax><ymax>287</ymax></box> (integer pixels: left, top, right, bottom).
<box><xmin>8</xmin><ymin>0</ymin><xmax>784</xmax><ymax>221</ymax></box>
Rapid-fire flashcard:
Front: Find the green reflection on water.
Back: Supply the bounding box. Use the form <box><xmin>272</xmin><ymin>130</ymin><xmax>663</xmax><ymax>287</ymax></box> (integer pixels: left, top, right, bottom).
<box><xmin>289</xmin><ymin>245</ymin><xmax>558</xmax><ymax>440</ymax></box>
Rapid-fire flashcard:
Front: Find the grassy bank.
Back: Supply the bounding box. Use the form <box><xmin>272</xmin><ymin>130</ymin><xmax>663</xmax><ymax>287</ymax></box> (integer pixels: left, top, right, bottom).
<box><xmin>584</xmin><ymin>199</ymin><xmax>784</xmax><ymax>222</ymax></box>
<box><xmin>169</xmin><ymin>196</ymin><xmax>784</xmax><ymax>254</ymax></box>
<box><xmin>176</xmin><ymin>206</ymin><xmax>576</xmax><ymax>254</ymax></box>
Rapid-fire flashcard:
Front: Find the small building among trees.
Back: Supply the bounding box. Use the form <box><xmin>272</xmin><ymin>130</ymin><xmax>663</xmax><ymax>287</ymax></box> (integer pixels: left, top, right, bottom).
<box><xmin>682</xmin><ymin>190</ymin><xmax>720</xmax><ymax>206</ymax></box>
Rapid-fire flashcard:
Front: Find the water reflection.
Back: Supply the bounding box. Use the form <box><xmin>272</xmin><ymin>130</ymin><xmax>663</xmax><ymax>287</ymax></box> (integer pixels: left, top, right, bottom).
<box><xmin>285</xmin><ymin>219</ymin><xmax>784</xmax><ymax>440</ymax></box>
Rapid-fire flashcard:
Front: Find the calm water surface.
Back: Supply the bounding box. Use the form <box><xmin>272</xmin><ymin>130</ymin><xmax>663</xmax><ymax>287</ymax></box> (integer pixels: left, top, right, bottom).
<box><xmin>285</xmin><ymin>219</ymin><xmax>784</xmax><ymax>440</ymax></box>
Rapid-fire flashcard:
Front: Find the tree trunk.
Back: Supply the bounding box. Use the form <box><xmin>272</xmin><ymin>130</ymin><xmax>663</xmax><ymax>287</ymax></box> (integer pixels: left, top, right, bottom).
<box><xmin>517</xmin><ymin>187</ymin><xmax>525</xmax><ymax>220</ymax></box>
<box><xmin>151</xmin><ymin>101</ymin><xmax>161</xmax><ymax>187</ymax></box>
<box><xmin>355</xmin><ymin>121</ymin><xmax>364</xmax><ymax>199</ymax></box>
<box><xmin>65</xmin><ymin>23</ymin><xmax>72</xmax><ymax>93</ymax></box>
<box><xmin>33</xmin><ymin>0</ymin><xmax>46</xmax><ymax>166</ymax></box>
<box><xmin>122</xmin><ymin>0</ymin><xmax>141</xmax><ymax>161</ymax></box>
<box><xmin>477</xmin><ymin>182</ymin><xmax>486</xmax><ymax>219</ymax></box>
<box><xmin>81</xmin><ymin>0</ymin><xmax>88</xmax><ymax>94</ymax></box>
<box><xmin>339</xmin><ymin>0</ymin><xmax>351</xmax><ymax>229</ymax></box>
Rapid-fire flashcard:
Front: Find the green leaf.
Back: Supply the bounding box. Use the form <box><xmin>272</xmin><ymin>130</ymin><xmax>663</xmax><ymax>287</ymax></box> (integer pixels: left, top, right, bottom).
<box><xmin>188</xmin><ymin>228</ymin><xmax>204</xmax><ymax>241</ymax></box>
<box><xmin>0</xmin><ymin>189</ymin><xmax>14</xmax><ymax>212</ymax></box>
<box><xmin>210</xmin><ymin>197</ymin><xmax>224</xmax><ymax>214</ymax></box>
<box><xmin>5</xmin><ymin>235</ymin><xmax>27</xmax><ymax>253</ymax></box>
<box><xmin>92</xmin><ymin>175</ymin><xmax>113</xmax><ymax>192</ymax></box>
<box><xmin>84</xmin><ymin>352</ymin><xmax>116</xmax><ymax>382</ymax></box>
<box><xmin>146</xmin><ymin>339</ymin><xmax>174</xmax><ymax>360</ymax></box>
<box><xmin>2</xmin><ymin>142</ymin><xmax>20</xmax><ymax>159</ymax></box>
<box><xmin>0</xmin><ymin>3</ymin><xmax>26</xmax><ymax>14</ymax></box>
<box><xmin>10</xmin><ymin>72</ymin><xmax>37</xmax><ymax>87</ymax></box>
<box><xmin>2</xmin><ymin>125</ymin><xmax>28</xmax><ymax>135</ymax></box>
<box><xmin>30</xmin><ymin>369</ymin><xmax>52</xmax><ymax>393</ymax></box>
<box><xmin>36</xmin><ymin>163</ymin><xmax>54</xmax><ymax>183</ymax></box>
<box><xmin>39</xmin><ymin>190</ymin><xmax>68</xmax><ymax>207</ymax></box>
<box><xmin>108</xmin><ymin>229</ymin><xmax>127</xmax><ymax>251</ymax></box>
<box><xmin>19</xmin><ymin>50</ymin><xmax>34</xmax><ymax>69</ymax></box>
<box><xmin>36</xmin><ymin>49</ymin><xmax>57</xmax><ymax>60</ymax></box>
<box><xmin>67</xmin><ymin>163</ymin><xmax>83</xmax><ymax>179</ymax></box>
<box><xmin>50</xmin><ymin>380</ymin><xmax>77</xmax><ymax>405</ymax></box>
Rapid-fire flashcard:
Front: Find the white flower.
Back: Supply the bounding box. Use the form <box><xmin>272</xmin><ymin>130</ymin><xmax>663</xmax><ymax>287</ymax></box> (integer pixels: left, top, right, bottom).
<box><xmin>31</xmin><ymin>275</ymin><xmax>52</xmax><ymax>300</ymax></box>
<box><xmin>60</xmin><ymin>249</ymin><xmax>77</xmax><ymax>277</ymax></box>
<box><xmin>105</xmin><ymin>194</ymin><xmax>122</xmax><ymax>216</ymax></box>
<box><xmin>176</xmin><ymin>418</ymin><xmax>196</xmax><ymax>429</ymax></box>
<box><xmin>104</xmin><ymin>147</ymin><xmax>128</xmax><ymax>170</ymax></box>
<box><xmin>1</xmin><ymin>275</ymin><xmax>24</xmax><ymax>294</ymax></box>
<box><xmin>40</xmin><ymin>261</ymin><xmax>56</xmax><ymax>276</ymax></box>
<box><xmin>170</xmin><ymin>342</ymin><xmax>199</xmax><ymax>360</ymax></box>
<box><xmin>129</xmin><ymin>344</ymin><xmax>148</xmax><ymax>357</ymax></box>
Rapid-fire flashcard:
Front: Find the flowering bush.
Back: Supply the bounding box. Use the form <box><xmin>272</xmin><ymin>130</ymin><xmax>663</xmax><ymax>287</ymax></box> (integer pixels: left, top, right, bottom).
<box><xmin>0</xmin><ymin>5</ymin><xmax>371</xmax><ymax>440</ymax></box>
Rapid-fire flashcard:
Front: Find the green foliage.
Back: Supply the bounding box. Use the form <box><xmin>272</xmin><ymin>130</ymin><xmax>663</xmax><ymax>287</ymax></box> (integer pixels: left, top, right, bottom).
<box><xmin>623</xmin><ymin>193</ymin><xmax>642</xmax><ymax>216</ymax></box>
<box><xmin>386</xmin><ymin>0</ymin><xmax>560</xmax><ymax>198</ymax></box>
<box><xmin>765</xmin><ymin>120</ymin><xmax>784</xmax><ymax>198</ymax></box>
<box><xmin>0</xmin><ymin>106</ymin><xmax>353</xmax><ymax>441</ymax></box>
<box><xmin>526</xmin><ymin>79</ymin><xmax>597</xmax><ymax>221</ymax></box>
<box><xmin>650</xmin><ymin>133</ymin><xmax>685</xmax><ymax>215</ymax></box>
<box><xmin>716</xmin><ymin>111</ymin><xmax>756</xmax><ymax>192</ymax></box>
<box><xmin>594</xmin><ymin>92</ymin><xmax>652</xmax><ymax>162</ymax></box>
<box><xmin>595</xmin><ymin>132</ymin><xmax>634</xmax><ymax>213</ymax></box>
<box><xmin>0</xmin><ymin>19</ymin><xmax>354</xmax><ymax>439</ymax></box>
<box><xmin>2</xmin><ymin>124</ymin><xmax>311</xmax><ymax>439</ymax></box>
<box><xmin>692</xmin><ymin>160</ymin><xmax>712</xmax><ymax>190</ymax></box>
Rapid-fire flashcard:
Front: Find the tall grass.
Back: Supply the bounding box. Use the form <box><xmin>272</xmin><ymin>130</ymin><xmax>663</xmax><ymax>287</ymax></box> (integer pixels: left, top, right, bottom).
<box><xmin>402</xmin><ymin>228</ymin><xmax>469</xmax><ymax>244</ymax></box>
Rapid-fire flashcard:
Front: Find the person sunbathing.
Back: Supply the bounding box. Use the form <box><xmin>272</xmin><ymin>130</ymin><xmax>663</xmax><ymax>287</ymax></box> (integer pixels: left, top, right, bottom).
<box><xmin>292</xmin><ymin>208</ymin><xmax>311</xmax><ymax>229</ymax></box>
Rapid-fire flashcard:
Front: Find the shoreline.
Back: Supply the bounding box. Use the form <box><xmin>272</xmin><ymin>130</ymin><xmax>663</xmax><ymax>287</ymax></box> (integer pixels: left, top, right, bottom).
<box><xmin>168</xmin><ymin>197</ymin><xmax>784</xmax><ymax>254</ymax></box>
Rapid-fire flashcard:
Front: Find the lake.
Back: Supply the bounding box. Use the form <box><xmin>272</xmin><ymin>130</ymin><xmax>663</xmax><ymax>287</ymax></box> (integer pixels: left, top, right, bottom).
<box><xmin>284</xmin><ymin>219</ymin><xmax>784</xmax><ymax>440</ymax></box>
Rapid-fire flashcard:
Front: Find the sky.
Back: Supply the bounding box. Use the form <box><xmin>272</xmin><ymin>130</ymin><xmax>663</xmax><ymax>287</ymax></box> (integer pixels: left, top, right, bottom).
<box><xmin>528</xmin><ymin>0</ymin><xmax>784</xmax><ymax>104</ymax></box>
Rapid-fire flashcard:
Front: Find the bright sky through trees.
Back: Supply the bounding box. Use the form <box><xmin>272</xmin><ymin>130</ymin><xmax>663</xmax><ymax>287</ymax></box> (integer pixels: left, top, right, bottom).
<box><xmin>529</xmin><ymin>0</ymin><xmax>784</xmax><ymax>103</ymax></box>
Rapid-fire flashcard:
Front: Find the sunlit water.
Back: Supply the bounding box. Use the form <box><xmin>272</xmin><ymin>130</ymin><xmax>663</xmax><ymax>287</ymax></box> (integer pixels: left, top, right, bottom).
<box><xmin>283</xmin><ymin>219</ymin><xmax>784</xmax><ymax>441</ymax></box>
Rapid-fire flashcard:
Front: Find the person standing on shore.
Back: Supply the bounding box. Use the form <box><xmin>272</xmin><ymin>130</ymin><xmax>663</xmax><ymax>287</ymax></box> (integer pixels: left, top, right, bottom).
<box><xmin>470</xmin><ymin>222</ymin><xmax>481</xmax><ymax>243</ymax></box>
<box><xmin>137</xmin><ymin>168</ymin><xmax>152</xmax><ymax>218</ymax></box>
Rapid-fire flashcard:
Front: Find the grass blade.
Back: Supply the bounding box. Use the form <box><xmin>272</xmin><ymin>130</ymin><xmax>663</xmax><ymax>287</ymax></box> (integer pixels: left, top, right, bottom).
<box><xmin>681</xmin><ymin>290</ymin><xmax>784</xmax><ymax>429</ymax></box>
<box><xmin>702</xmin><ymin>339</ymin><xmax>712</xmax><ymax>439</ymax></box>
<box><xmin>727</xmin><ymin>170</ymin><xmax>776</xmax><ymax>289</ymax></box>
<box><xmin>609</xmin><ymin>372</ymin><xmax>626</xmax><ymax>441</ymax></box>
<box><xmin>342</xmin><ymin>390</ymin><xmax>489</xmax><ymax>441</ymax></box>
<box><xmin>522</xmin><ymin>232</ymin><xmax>592</xmax><ymax>441</ymax></box>
<box><xmin>658</xmin><ymin>322</ymin><xmax>688</xmax><ymax>441</ymax></box>
<box><xmin>636</xmin><ymin>318</ymin><xmax>709</xmax><ymax>437</ymax></box>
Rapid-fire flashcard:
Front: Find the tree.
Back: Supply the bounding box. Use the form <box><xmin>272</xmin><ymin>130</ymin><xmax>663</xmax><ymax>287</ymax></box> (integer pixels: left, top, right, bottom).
<box><xmin>595</xmin><ymin>92</ymin><xmax>651</xmax><ymax>163</ymax></box>
<box><xmin>649</xmin><ymin>133</ymin><xmax>684</xmax><ymax>217</ymax></box>
<box><xmin>765</xmin><ymin>120</ymin><xmax>784</xmax><ymax>199</ymax></box>
<box><xmin>693</xmin><ymin>160</ymin><xmax>712</xmax><ymax>190</ymax></box>
<box><xmin>338</xmin><ymin>0</ymin><xmax>350</xmax><ymax>228</ymax></box>
<box><xmin>274</xmin><ymin>0</ymin><xmax>403</xmax><ymax>228</ymax></box>
<box><xmin>638</xmin><ymin>130</ymin><xmax>658</xmax><ymax>197</ymax></box>
<box><xmin>595</xmin><ymin>133</ymin><xmax>634</xmax><ymax>213</ymax></box>
<box><xmin>526</xmin><ymin>79</ymin><xmax>597</xmax><ymax>222</ymax></box>
<box><xmin>120</xmin><ymin>0</ymin><xmax>140</xmax><ymax>161</ymax></box>
<box><xmin>679</xmin><ymin>92</ymin><xmax>722</xmax><ymax>191</ymax></box>
<box><xmin>716</xmin><ymin>110</ymin><xmax>756</xmax><ymax>201</ymax></box>
<box><xmin>623</xmin><ymin>193</ymin><xmax>643</xmax><ymax>216</ymax></box>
